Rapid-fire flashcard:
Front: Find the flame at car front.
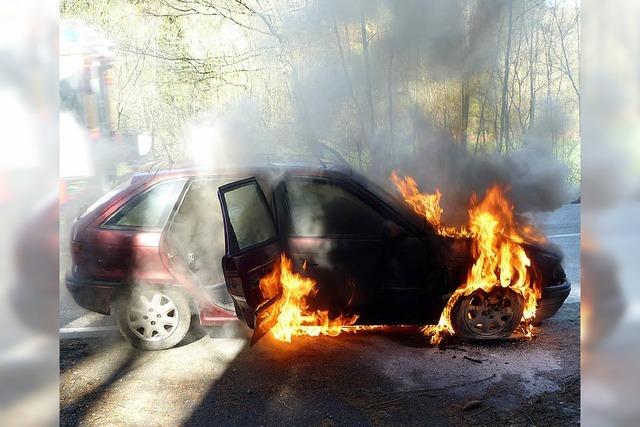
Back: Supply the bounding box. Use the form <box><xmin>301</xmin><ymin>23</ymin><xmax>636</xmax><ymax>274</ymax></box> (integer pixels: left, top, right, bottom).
<box><xmin>391</xmin><ymin>171</ymin><xmax>542</xmax><ymax>344</ymax></box>
<box><xmin>258</xmin><ymin>254</ymin><xmax>359</xmax><ymax>343</ymax></box>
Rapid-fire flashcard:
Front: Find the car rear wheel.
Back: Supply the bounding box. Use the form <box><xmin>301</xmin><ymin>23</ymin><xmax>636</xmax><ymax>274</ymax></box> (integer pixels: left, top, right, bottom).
<box><xmin>116</xmin><ymin>285</ymin><xmax>191</xmax><ymax>350</ymax></box>
<box><xmin>452</xmin><ymin>287</ymin><xmax>524</xmax><ymax>340</ymax></box>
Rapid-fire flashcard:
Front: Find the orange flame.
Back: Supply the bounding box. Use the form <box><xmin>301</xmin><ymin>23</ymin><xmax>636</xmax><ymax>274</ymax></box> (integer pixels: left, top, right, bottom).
<box><xmin>390</xmin><ymin>172</ymin><xmax>470</xmax><ymax>238</ymax></box>
<box><xmin>391</xmin><ymin>171</ymin><xmax>541</xmax><ymax>344</ymax></box>
<box><xmin>258</xmin><ymin>254</ymin><xmax>359</xmax><ymax>343</ymax></box>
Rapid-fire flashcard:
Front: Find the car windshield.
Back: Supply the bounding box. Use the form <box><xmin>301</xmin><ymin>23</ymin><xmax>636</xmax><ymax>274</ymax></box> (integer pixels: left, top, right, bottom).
<box><xmin>352</xmin><ymin>173</ymin><xmax>427</xmax><ymax>231</ymax></box>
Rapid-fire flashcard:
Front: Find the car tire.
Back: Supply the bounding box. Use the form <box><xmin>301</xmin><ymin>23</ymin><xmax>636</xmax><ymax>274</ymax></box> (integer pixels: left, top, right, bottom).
<box><xmin>116</xmin><ymin>285</ymin><xmax>191</xmax><ymax>351</ymax></box>
<box><xmin>452</xmin><ymin>287</ymin><xmax>524</xmax><ymax>340</ymax></box>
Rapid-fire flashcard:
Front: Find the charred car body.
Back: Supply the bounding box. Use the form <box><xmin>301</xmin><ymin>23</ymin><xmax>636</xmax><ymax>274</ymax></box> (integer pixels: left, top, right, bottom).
<box><xmin>218</xmin><ymin>168</ymin><xmax>570</xmax><ymax>344</ymax></box>
<box><xmin>67</xmin><ymin>164</ymin><xmax>570</xmax><ymax>350</ymax></box>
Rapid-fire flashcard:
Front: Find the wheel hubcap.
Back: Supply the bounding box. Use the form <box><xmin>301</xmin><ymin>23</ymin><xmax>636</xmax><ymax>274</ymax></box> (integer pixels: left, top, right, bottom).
<box><xmin>462</xmin><ymin>289</ymin><xmax>515</xmax><ymax>337</ymax></box>
<box><xmin>126</xmin><ymin>290</ymin><xmax>179</xmax><ymax>341</ymax></box>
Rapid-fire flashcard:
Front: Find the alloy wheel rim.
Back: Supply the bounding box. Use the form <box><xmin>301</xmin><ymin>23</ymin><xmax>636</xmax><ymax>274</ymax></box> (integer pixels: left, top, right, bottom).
<box><xmin>126</xmin><ymin>290</ymin><xmax>179</xmax><ymax>341</ymax></box>
<box><xmin>462</xmin><ymin>289</ymin><xmax>515</xmax><ymax>337</ymax></box>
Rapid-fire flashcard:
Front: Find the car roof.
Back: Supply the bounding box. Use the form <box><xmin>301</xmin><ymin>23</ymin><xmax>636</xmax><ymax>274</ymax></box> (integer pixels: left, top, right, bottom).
<box><xmin>135</xmin><ymin>164</ymin><xmax>407</xmax><ymax>213</ymax></box>
<box><xmin>132</xmin><ymin>163</ymin><xmax>354</xmax><ymax>183</ymax></box>
<box><xmin>129</xmin><ymin>162</ymin><xmax>427</xmax><ymax>234</ymax></box>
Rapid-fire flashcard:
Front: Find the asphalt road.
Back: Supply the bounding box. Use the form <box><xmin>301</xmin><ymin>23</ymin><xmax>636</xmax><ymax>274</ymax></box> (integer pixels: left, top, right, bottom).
<box><xmin>529</xmin><ymin>203</ymin><xmax>580</xmax><ymax>303</ymax></box>
<box><xmin>59</xmin><ymin>204</ymin><xmax>580</xmax><ymax>426</ymax></box>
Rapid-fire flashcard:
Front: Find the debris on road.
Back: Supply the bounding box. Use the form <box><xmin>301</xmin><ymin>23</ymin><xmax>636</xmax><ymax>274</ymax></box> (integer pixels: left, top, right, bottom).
<box><xmin>462</xmin><ymin>399</ymin><xmax>482</xmax><ymax>411</ymax></box>
<box><xmin>463</xmin><ymin>355</ymin><xmax>485</xmax><ymax>364</ymax></box>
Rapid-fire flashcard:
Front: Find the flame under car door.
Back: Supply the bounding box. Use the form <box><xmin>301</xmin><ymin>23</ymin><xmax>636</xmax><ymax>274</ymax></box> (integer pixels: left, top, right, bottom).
<box><xmin>282</xmin><ymin>177</ymin><xmax>390</xmax><ymax>324</ymax></box>
<box><xmin>218</xmin><ymin>177</ymin><xmax>281</xmax><ymax>345</ymax></box>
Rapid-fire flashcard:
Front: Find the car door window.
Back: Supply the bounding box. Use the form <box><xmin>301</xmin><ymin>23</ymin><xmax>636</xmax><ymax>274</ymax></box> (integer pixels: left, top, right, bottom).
<box><xmin>105</xmin><ymin>179</ymin><xmax>186</xmax><ymax>229</ymax></box>
<box><xmin>223</xmin><ymin>181</ymin><xmax>277</xmax><ymax>251</ymax></box>
<box><xmin>286</xmin><ymin>179</ymin><xmax>385</xmax><ymax>237</ymax></box>
<box><xmin>166</xmin><ymin>178</ymin><xmax>238</xmax><ymax>288</ymax></box>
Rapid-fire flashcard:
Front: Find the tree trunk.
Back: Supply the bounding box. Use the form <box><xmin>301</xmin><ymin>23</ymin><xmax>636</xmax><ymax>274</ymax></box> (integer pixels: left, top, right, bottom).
<box><xmin>460</xmin><ymin>79</ymin><xmax>470</xmax><ymax>151</ymax></box>
<box><xmin>387</xmin><ymin>49</ymin><xmax>395</xmax><ymax>157</ymax></box>
<box><xmin>360</xmin><ymin>12</ymin><xmax>375</xmax><ymax>136</ymax></box>
<box><xmin>498</xmin><ymin>0</ymin><xmax>514</xmax><ymax>154</ymax></box>
<box><xmin>333</xmin><ymin>17</ymin><xmax>366</xmax><ymax>169</ymax></box>
<box><xmin>475</xmin><ymin>93</ymin><xmax>487</xmax><ymax>153</ymax></box>
<box><xmin>544</xmin><ymin>23</ymin><xmax>556</xmax><ymax>156</ymax></box>
<box><xmin>528</xmin><ymin>18</ymin><xmax>538</xmax><ymax>132</ymax></box>
<box><xmin>460</xmin><ymin>0</ymin><xmax>471</xmax><ymax>152</ymax></box>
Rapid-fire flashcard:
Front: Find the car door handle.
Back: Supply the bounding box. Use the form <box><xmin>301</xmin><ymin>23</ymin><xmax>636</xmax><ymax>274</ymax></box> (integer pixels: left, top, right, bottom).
<box><xmin>305</xmin><ymin>260</ymin><xmax>320</xmax><ymax>268</ymax></box>
<box><xmin>222</xmin><ymin>256</ymin><xmax>238</xmax><ymax>272</ymax></box>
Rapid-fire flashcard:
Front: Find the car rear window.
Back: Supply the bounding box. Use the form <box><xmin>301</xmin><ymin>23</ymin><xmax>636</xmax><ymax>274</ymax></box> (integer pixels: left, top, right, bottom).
<box><xmin>104</xmin><ymin>179</ymin><xmax>186</xmax><ymax>229</ymax></box>
<box><xmin>80</xmin><ymin>179</ymin><xmax>133</xmax><ymax>219</ymax></box>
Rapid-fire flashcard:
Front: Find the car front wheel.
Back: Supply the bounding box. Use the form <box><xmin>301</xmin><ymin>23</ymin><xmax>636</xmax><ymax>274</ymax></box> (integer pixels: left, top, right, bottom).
<box><xmin>116</xmin><ymin>285</ymin><xmax>191</xmax><ymax>350</ymax></box>
<box><xmin>452</xmin><ymin>287</ymin><xmax>524</xmax><ymax>340</ymax></box>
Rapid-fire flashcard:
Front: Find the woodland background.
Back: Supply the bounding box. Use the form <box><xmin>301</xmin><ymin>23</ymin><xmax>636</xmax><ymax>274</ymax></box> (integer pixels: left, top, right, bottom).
<box><xmin>61</xmin><ymin>0</ymin><xmax>580</xmax><ymax>186</ymax></box>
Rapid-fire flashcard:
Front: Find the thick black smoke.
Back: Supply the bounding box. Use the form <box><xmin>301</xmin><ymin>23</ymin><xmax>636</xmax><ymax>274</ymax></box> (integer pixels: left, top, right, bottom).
<box><xmin>390</xmin><ymin>128</ymin><xmax>575</xmax><ymax>225</ymax></box>
<box><xmin>188</xmin><ymin>0</ymin><xmax>576</xmax><ymax>221</ymax></box>
<box><xmin>280</xmin><ymin>0</ymin><xmax>575</xmax><ymax>220</ymax></box>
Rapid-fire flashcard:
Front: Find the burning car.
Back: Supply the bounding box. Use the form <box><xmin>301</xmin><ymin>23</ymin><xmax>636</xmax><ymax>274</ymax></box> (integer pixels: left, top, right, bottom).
<box><xmin>66</xmin><ymin>163</ymin><xmax>569</xmax><ymax>350</ymax></box>
<box><xmin>217</xmin><ymin>167</ymin><xmax>571</xmax><ymax>345</ymax></box>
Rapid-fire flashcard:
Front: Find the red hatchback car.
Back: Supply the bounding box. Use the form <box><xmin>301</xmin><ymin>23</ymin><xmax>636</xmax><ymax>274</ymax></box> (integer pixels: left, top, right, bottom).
<box><xmin>67</xmin><ymin>168</ymin><xmax>245</xmax><ymax>349</ymax></box>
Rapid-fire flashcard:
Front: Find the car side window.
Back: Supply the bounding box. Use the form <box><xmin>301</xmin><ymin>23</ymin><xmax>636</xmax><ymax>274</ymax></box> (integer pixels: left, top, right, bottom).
<box><xmin>166</xmin><ymin>178</ymin><xmax>228</xmax><ymax>280</ymax></box>
<box><xmin>286</xmin><ymin>179</ymin><xmax>385</xmax><ymax>237</ymax></box>
<box><xmin>224</xmin><ymin>182</ymin><xmax>277</xmax><ymax>251</ymax></box>
<box><xmin>105</xmin><ymin>179</ymin><xmax>186</xmax><ymax>229</ymax></box>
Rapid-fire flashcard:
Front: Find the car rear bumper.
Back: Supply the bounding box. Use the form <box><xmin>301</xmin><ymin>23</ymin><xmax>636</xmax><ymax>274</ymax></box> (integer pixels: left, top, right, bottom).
<box><xmin>65</xmin><ymin>274</ymin><xmax>120</xmax><ymax>315</ymax></box>
<box><xmin>535</xmin><ymin>279</ymin><xmax>571</xmax><ymax>322</ymax></box>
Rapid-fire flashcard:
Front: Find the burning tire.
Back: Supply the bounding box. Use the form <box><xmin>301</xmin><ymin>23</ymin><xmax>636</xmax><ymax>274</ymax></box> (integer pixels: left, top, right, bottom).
<box><xmin>116</xmin><ymin>285</ymin><xmax>191</xmax><ymax>350</ymax></box>
<box><xmin>452</xmin><ymin>287</ymin><xmax>524</xmax><ymax>340</ymax></box>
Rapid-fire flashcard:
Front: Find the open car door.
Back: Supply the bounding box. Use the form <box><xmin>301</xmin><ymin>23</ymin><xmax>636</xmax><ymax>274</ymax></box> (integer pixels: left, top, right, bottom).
<box><xmin>218</xmin><ymin>177</ymin><xmax>282</xmax><ymax>345</ymax></box>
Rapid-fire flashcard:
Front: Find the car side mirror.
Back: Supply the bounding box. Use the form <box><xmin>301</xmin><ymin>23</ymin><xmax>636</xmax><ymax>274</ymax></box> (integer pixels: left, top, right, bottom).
<box><xmin>382</xmin><ymin>220</ymin><xmax>406</xmax><ymax>239</ymax></box>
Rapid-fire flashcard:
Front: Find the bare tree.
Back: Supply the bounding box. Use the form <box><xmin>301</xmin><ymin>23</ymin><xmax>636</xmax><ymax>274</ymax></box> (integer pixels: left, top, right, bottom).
<box><xmin>498</xmin><ymin>0</ymin><xmax>514</xmax><ymax>154</ymax></box>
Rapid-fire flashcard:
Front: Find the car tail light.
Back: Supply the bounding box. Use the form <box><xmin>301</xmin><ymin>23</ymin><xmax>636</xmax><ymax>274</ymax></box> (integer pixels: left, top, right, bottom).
<box><xmin>71</xmin><ymin>241</ymin><xmax>82</xmax><ymax>256</ymax></box>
